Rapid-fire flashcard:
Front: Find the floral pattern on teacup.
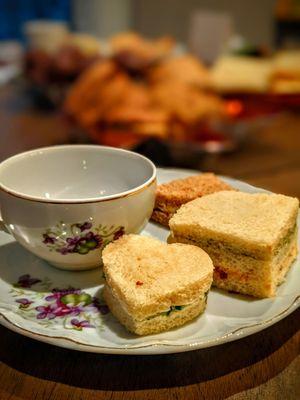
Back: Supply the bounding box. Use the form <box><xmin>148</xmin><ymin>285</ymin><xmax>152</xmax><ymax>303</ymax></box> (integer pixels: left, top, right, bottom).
<box><xmin>11</xmin><ymin>274</ymin><xmax>109</xmax><ymax>331</ymax></box>
<box><xmin>42</xmin><ymin>221</ymin><xmax>125</xmax><ymax>255</ymax></box>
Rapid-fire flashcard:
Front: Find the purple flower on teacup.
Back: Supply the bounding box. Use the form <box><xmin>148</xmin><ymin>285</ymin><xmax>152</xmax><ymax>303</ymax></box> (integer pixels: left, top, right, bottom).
<box><xmin>42</xmin><ymin>221</ymin><xmax>125</xmax><ymax>255</ymax></box>
<box><xmin>66</xmin><ymin>236</ymin><xmax>81</xmax><ymax>246</ymax></box>
<box><xmin>76</xmin><ymin>222</ymin><xmax>92</xmax><ymax>232</ymax></box>
<box><xmin>71</xmin><ymin>318</ymin><xmax>94</xmax><ymax>330</ymax></box>
<box><xmin>113</xmin><ymin>226</ymin><xmax>125</xmax><ymax>241</ymax></box>
<box><xmin>42</xmin><ymin>233</ymin><xmax>57</xmax><ymax>245</ymax></box>
<box><xmin>58</xmin><ymin>247</ymin><xmax>69</xmax><ymax>255</ymax></box>
<box><xmin>14</xmin><ymin>274</ymin><xmax>41</xmax><ymax>288</ymax></box>
<box><xmin>58</xmin><ymin>232</ymin><xmax>103</xmax><ymax>255</ymax></box>
<box><xmin>78</xmin><ymin>232</ymin><xmax>103</xmax><ymax>252</ymax></box>
<box><xmin>56</xmin><ymin>236</ymin><xmax>81</xmax><ymax>254</ymax></box>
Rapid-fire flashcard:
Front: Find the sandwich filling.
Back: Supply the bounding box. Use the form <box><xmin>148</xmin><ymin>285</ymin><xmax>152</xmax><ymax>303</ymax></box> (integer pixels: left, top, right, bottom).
<box><xmin>274</xmin><ymin>224</ymin><xmax>297</xmax><ymax>256</ymax></box>
<box><xmin>104</xmin><ymin>283</ymin><xmax>208</xmax><ymax>323</ymax></box>
<box><xmin>169</xmin><ymin>225</ymin><xmax>297</xmax><ymax>297</ymax></box>
<box><xmin>145</xmin><ymin>292</ymin><xmax>208</xmax><ymax>321</ymax></box>
<box><xmin>170</xmin><ymin>223</ymin><xmax>297</xmax><ymax>260</ymax></box>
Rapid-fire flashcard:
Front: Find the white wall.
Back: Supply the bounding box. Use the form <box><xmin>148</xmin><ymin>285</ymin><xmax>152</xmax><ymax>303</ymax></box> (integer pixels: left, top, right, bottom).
<box><xmin>132</xmin><ymin>0</ymin><xmax>276</xmax><ymax>47</ymax></box>
<box><xmin>73</xmin><ymin>0</ymin><xmax>132</xmax><ymax>38</ymax></box>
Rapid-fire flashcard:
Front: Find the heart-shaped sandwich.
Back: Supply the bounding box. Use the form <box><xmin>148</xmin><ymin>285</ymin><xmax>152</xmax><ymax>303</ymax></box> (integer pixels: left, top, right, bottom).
<box><xmin>102</xmin><ymin>234</ymin><xmax>213</xmax><ymax>335</ymax></box>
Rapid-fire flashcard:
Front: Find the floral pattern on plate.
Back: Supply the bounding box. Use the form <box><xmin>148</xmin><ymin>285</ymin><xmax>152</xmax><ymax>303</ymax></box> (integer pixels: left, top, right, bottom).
<box><xmin>42</xmin><ymin>221</ymin><xmax>125</xmax><ymax>255</ymax></box>
<box><xmin>11</xmin><ymin>274</ymin><xmax>109</xmax><ymax>331</ymax></box>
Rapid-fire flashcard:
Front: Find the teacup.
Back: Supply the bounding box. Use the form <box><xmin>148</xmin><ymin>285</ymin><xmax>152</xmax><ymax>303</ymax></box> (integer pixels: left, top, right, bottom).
<box><xmin>0</xmin><ymin>145</ymin><xmax>156</xmax><ymax>270</ymax></box>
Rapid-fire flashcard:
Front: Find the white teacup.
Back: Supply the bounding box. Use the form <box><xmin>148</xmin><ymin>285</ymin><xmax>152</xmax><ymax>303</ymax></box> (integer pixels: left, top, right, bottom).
<box><xmin>0</xmin><ymin>145</ymin><xmax>156</xmax><ymax>270</ymax></box>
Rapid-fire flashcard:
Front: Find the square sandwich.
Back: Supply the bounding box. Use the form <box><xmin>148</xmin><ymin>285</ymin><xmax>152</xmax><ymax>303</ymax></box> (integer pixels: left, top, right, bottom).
<box><xmin>151</xmin><ymin>173</ymin><xmax>234</xmax><ymax>227</ymax></box>
<box><xmin>102</xmin><ymin>234</ymin><xmax>213</xmax><ymax>335</ymax></box>
<box><xmin>169</xmin><ymin>191</ymin><xmax>299</xmax><ymax>298</ymax></box>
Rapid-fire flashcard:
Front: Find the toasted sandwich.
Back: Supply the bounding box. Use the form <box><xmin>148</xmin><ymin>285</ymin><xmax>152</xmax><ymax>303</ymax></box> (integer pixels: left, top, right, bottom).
<box><xmin>151</xmin><ymin>173</ymin><xmax>234</xmax><ymax>227</ymax></box>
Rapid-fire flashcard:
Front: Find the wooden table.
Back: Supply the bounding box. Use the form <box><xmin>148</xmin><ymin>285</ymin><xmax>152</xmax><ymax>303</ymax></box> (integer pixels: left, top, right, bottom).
<box><xmin>0</xmin><ymin>85</ymin><xmax>299</xmax><ymax>400</ymax></box>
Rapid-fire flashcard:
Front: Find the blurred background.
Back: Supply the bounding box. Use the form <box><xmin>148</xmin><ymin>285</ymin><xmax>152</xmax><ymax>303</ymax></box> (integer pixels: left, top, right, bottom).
<box><xmin>0</xmin><ymin>0</ymin><xmax>300</xmax><ymax>195</ymax></box>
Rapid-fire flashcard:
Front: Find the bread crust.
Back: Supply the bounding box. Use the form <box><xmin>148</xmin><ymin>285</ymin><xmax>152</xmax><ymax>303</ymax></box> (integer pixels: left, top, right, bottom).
<box><xmin>151</xmin><ymin>173</ymin><xmax>234</xmax><ymax>226</ymax></box>
<box><xmin>151</xmin><ymin>209</ymin><xmax>171</xmax><ymax>227</ymax></box>
<box><xmin>169</xmin><ymin>191</ymin><xmax>299</xmax><ymax>254</ymax></box>
<box><xmin>102</xmin><ymin>234</ymin><xmax>213</xmax><ymax>320</ymax></box>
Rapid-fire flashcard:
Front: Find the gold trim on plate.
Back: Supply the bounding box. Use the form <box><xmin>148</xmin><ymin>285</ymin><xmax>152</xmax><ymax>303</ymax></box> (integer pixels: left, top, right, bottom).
<box><xmin>0</xmin><ymin>295</ymin><xmax>299</xmax><ymax>352</ymax></box>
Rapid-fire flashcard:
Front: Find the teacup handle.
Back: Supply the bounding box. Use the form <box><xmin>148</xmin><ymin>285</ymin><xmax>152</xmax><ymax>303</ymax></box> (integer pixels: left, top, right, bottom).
<box><xmin>0</xmin><ymin>211</ymin><xmax>10</xmax><ymax>234</ymax></box>
<box><xmin>0</xmin><ymin>221</ymin><xmax>10</xmax><ymax>234</ymax></box>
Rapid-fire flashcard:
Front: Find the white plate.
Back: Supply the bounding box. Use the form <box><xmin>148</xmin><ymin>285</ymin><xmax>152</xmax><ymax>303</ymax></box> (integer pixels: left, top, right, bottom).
<box><xmin>0</xmin><ymin>168</ymin><xmax>299</xmax><ymax>355</ymax></box>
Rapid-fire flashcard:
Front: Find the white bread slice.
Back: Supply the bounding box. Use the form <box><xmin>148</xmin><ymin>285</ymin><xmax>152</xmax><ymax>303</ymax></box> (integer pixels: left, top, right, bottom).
<box><xmin>102</xmin><ymin>234</ymin><xmax>213</xmax><ymax>334</ymax></box>
<box><xmin>169</xmin><ymin>191</ymin><xmax>299</xmax><ymax>259</ymax></box>
<box><xmin>169</xmin><ymin>191</ymin><xmax>298</xmax><ymax>298</ymax></box>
